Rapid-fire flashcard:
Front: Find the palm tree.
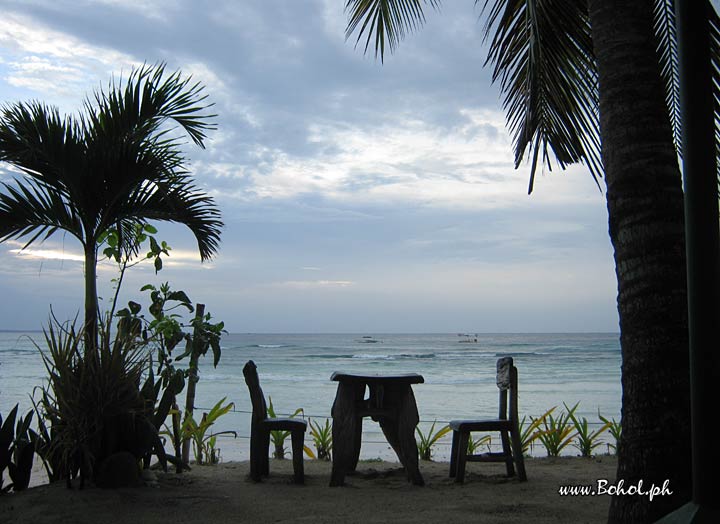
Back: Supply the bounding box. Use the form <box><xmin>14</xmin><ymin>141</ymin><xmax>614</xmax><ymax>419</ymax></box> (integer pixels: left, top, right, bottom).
<box><xmin>343</xmin><ymin>0</ymin><xmax>719</xmax><ymax>521</ymax></box>
<box><xmin>0</xmin><ymin>64</ymin><xmax>223</xmax><ymax>349</ymax></box>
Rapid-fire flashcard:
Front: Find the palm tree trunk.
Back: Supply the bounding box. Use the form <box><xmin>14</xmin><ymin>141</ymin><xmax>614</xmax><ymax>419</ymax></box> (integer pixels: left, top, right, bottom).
<box><xmin>588</xmin><ymin>0</ymin><xmax>691</xmax><ymax>521</ymax></box>
<box><xmin>83</xmin><ymin>241</ymin><xmax>99</xmax><ymax>351</ymax></box>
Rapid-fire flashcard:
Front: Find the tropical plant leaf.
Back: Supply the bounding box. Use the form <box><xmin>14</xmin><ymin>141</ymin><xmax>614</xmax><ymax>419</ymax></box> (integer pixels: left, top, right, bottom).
<box><xmin>709</xmin><ymin>1</ymin><xmax>720</xmax><ymax>189</ymax></box>
<box><xmin>344</xmin><ymin>0</ymin><xmax>440</xmax><ymax>62</ymax></box>
<box><xmin>481</xmin><ymin>0</ymin><xmax>602</xmax><ymax>193</ymax></box>
<box><xmin>654</xmin><ymin>0</ymin><xmax>682</xmax><ymax>154</ymax></box>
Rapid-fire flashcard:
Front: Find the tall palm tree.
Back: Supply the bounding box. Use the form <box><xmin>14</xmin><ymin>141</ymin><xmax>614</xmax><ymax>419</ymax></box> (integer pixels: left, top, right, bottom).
<box><xmin>0</xmin><ymin>64</ymin><xmax>223</xmax><ymax>349</ymax></box>
<box><xmin>343</xmin><ymin>0</ymin><xmax>719</xmax><ymax>521</ymax></box>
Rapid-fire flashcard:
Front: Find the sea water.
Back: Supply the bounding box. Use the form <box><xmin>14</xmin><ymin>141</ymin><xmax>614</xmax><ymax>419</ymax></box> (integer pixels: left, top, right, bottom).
<box><xmin>0</xmin><ymin>332</ymin><xmax>621</xmax><ymax>462</ymax></box>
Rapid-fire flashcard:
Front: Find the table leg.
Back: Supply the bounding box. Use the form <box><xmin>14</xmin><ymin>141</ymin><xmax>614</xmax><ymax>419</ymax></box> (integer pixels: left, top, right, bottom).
<box><xmin>330</xmin><ymin>381</ymin><xmax>360</xmax><ymax>486</ymax></box>
<box><xmin>378</xmin><ymin>385</ymin><xmax>424</xmax><ymax>486</ymax></box>
<box><xmin>350</xmin><ymin>416</ymin><xmax>363</xmax><ymax>471</ymax></box>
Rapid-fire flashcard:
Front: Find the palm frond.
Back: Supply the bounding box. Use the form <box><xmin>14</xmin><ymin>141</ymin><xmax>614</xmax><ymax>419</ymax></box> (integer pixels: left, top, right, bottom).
<box><xmin>654</xmin><ymin>0</ymin><xmax>681</xmax><ymax>154</ymax></box>
<box><xmin>117</xmin><ymin>175</ymin><xmax>222</xmax><ymax>261</ymax></box>
<box><xmin>0</xmin><ymin>101</ymin><xmax>85</xmax><ymax>196</ymax></box>
<box><xmin>481</xmin><ymin>0</ymin><xmax>602</xmax><ymax>193</ymax></box>
<box><xmin>345</xmin><ymin>0</ymin><xmax>440</xmax><ymax>62</ymax></box>
<box><xmin>87</xmin><ymin>63</ymin><xmax>217</xmax><ymax>148</ymax></box>
<box><xmin>709</xmin><ymin>1</ymin><xmax>720</xmax><ymax>189</ymax></box>
<box><xmin>0</xmin><ymin>177</ymin><xmax>84</xmax><ymax>248</ymax></box>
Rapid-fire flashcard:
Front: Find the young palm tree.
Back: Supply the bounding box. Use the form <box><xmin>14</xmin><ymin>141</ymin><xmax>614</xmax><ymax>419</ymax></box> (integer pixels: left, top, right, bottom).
<box><xmin>0</xmin><ymin>64</ymin><xmax>223</xmax><ymax>349</ymax></box>
<box><xmin>343</xmin><ymin>1</ymin><xmax>720</xmax><ymax>521</ymax></box>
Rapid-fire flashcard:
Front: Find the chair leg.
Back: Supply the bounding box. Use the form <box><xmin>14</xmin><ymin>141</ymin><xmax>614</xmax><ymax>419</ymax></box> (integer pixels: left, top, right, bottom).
<box><xmin>510</xmin><ymin>427</ymin><xmax>527</xmax><ymax>481</ymax></box>
<box><xmin>500</xmin><ymin>430</ymin><xmax>515</xmax><ymax>477</ymax></box>
<box><xmin>291</xmin><ymin>430</ymin><xmax>305</xmax><ymax>484</ymax></box>
<box><xmin>261</xmin><ymin>430</ymin><xmax>271</xmax><ymax>476</ymax></box>
<box><xmin>449</xmin><ymin>430</ymin><xmax>460</xmax><ymax>478</ymax></box>
<box><xmin>249</xmin><ymin>429</ymin><xmax>262</xmax><ymax>482</ymax></box>
<box><xmin>455</xmin><ymin>431</ymin><xmax>470</xmax><ymax>484</ymax></box>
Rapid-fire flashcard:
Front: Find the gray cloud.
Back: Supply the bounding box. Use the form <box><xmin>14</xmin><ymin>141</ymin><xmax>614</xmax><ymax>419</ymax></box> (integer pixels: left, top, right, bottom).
<box><xmin>0</xmin><ymin>0</ymin><xmax>618</xmax><ymax>332</ymax></box>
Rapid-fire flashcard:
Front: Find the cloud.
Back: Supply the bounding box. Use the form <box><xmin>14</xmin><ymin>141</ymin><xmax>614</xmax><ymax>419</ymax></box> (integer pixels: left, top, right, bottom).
<box><xmin>0</xmin><ymin>11</ymin><xmax>138</xmax><ymax>101</ymax></box>
<box><xmin>0</xmin><ymin>0</ymin><xmax>619</xmax><ymax>332</ymax></box>
<box><xmin>9</xmin><ymin>246</ymin><xmax>83</xmax><ymax>262</ymax></box>
<box><xmin>204</xmin><ymin>108</ymin><xmax>526</xmax><ymax>209</ymax></box>
<box><xmin>270</xmin><ymin>280</ymin><xmax>355</xmax><ymax>289</ymax></box>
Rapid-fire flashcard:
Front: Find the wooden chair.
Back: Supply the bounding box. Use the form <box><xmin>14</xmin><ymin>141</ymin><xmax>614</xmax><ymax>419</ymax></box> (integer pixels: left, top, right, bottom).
<box><xmin>242</xmin><ymin>360</ymin><xmax>307</xmax><ymax>484</ymax></box>
<box><xmin>448</xmin><ymin>356</ymin><xmax>527</xmax><ymax>483</ymax></box>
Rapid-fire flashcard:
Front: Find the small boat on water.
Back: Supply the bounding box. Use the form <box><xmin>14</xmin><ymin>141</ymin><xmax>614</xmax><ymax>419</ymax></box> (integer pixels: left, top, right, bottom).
<box><xmin>458</xmin><ymin>333</ymin><xmax>478</xmax><ymax>343</ymax></box>
<box><xmin>357</xmin><ymin>336</ymin><xmax>380</xmax><ymax>343</ymax></box>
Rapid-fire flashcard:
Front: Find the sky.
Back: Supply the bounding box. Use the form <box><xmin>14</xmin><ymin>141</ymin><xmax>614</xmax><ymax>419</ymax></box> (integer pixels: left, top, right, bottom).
<box><xmin>0</xmin><ymin>0</ymin><xmax>619</xmax><ymax>333</ymax></box>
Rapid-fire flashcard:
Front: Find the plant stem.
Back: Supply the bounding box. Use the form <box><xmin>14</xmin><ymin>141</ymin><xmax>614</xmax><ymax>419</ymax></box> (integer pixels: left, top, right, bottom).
<box><xmin>181</xmin><ymin>303</ymin><xmax>205</xmax><ymax>464</ymax></box>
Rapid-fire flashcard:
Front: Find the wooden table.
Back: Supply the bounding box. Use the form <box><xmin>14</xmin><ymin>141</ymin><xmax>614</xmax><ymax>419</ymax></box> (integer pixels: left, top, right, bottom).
<box><xmin>329</xmin><ymin>372</ymin><xmax>425</xmax><ymax>486</ymax></box>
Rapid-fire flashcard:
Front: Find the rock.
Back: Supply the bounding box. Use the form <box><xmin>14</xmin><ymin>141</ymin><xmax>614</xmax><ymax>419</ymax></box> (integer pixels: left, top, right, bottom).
<box><xmin>95</xmin><ymin>452</ymin><xmax>142</xmax><ymax>488</ymax></box>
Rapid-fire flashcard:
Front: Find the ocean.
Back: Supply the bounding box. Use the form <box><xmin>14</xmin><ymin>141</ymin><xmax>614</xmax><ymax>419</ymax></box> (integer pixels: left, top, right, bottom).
<box><xmin>0</xmin><ymin>331</ymin><xmax>621</xmax><ymax>462</ymax></box>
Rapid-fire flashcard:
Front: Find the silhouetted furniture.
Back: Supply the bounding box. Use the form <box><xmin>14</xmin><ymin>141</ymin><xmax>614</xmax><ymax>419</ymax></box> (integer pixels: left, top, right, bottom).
<box><xmin>448</xmin><ymin>357</ymin><xmax>527</xmax><ymax>483</ymax></box>
<box><xmin>242</xmin><ymin>360</ymin><xmax>307</xmax><ymax>484</ymax></box>
<box><xmin>329</xmin><ymin>372</ymin><xmax>425</xmax><ymax>487</ymax></box>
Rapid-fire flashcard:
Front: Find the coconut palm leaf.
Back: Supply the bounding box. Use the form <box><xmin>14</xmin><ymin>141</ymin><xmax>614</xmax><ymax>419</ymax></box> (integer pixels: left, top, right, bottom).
<box><xmin>480</xmin><ymin>0</ymin><xmax>602</xmax><ymax>193</ymax></box>
<box><xmin>344</xmin><ymin>1</ymin><xmax>719</xmax><ymax>194</ymax></box>
<box><xmin>655</xmin><ymin>1</ymin><xmax>720</xmax><ymax>186</ymax></box>
<box><xmin>654</xmin><ymin>0</ymin><xmax>681</xmax><ymax>153</ymax></box>
<box><xmin>345</xmin><ymin>0</ymin><xmax>439</xmax><ymax>61</ymax></box>
<box><xmin>710</xmin><ymin>4</ymin><xmax>720</xmax><ymax>188</ymax></box>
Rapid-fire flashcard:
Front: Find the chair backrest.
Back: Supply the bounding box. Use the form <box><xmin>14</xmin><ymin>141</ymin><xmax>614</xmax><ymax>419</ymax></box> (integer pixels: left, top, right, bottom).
<box><xmin>496</xmin><ymin>357</ymin><xmax>519</xmax><ymax>423</ymax></box>
<box><xmin>243</xmin><ymin>360</ymin><xmax>268</xmax><ymax>423</ymax></box>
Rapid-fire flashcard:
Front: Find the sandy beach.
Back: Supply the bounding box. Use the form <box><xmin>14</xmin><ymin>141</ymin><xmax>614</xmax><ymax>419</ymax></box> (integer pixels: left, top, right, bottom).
<box><xmin>1</xmin><ymin>456</ymin><xmax>618</xmax><ymax>523</ymax></box>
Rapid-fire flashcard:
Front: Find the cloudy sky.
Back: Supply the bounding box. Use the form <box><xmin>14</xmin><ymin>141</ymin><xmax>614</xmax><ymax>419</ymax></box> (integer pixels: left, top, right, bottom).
<box><xmin>0</xmin><ymin>0</ymin><xmax>619</xmax><ymax>333</ymax></box>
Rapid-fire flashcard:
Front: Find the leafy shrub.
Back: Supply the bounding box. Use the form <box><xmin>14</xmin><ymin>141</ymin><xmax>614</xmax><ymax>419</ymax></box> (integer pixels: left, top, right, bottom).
<box><xmin>1</xmin><ymin>405</ymin><xmax>35</xmax><ymax>492</ymax></box>
<box><xmin>534</xmin><ymin>404</ymin><xmax>577</xmax><ymax>457</ymax></box>
<box><xmin>37</xmin><ymin>319</ymin><xmax>168</xmax><ymax>487</ymax></box>
<box><xmin>566</xmin><ymin>403</ymin><xmax>610</xmax><ymax>457</ymax></box>
<box><xmin>598</xmin><ymin>411</ymin><xmax>621</xmax><ymax>454</ymax></box>
<box><xmin>306</xmin><ymin>418</ymin><xmax>333</xmax><ymax>461</ymax></box>
<box><xmin>416</xmin><ymin>421</ymin><xmax>451</xmax><ymax>461</ymax></box>
<box><xmin>519</xmin><ymin>407</ymin><xmax>555</xmax><ymax>454</ymax></box>
<box><xmin>267</xmin><ymin>397</ymin><xmax>304</xmax><ymax>459</ymax></box>
<box><xmin>179</xmin><ymin>398</ymin><xmax>236</xmax><ymax>465</ymax></box>
<box><xmin>467</xmin><ymin>434</ymin><xmax>492</xmax><ymax>455</ymax></box>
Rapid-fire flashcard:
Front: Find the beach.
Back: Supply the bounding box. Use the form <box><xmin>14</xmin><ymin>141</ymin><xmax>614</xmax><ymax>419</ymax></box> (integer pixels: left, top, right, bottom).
<box><xmin>1</xmin><ymin>456</ymin><xmax>618</xmax><ymax>523</ymax></box>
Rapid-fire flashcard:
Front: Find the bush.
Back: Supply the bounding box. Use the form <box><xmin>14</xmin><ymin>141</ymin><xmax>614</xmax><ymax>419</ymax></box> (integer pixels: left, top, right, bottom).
<box><xmin>37</xmin><ymin>319</ymin><xmax>168</xmax><ymax>487</ymax></box>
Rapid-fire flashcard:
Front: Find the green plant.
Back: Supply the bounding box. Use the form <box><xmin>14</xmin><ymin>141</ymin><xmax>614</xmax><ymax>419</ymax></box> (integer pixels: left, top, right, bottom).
<box><xmin>520</xmin><ymin>407</ymin><xmax>556</xmax><ymax>453</ymax></box>
<box><xmin>306</xmin><ymin>418</ymin><xmax>333</xmax><ymax>461</ymax></box>
<box><xmin>567</xmin><ymin>403</ymin><xmax>610</xmax><ymax>457</ymax></box>
<box><xmin>267</xmin><ymin>397</ymin><xmax>303</xmax><ymax>459</ymax></box>
<box><xmin>415</xmin><ymin>420</ymin><xmax>450</xmax><ymax>460</ymax></box>
<box><xmin>415</xmin><ymin>421</ymin><xmax>451</xmax><ymax>461</ymax></box>
<box><xmin>598</xmin><ymin>411</ymin><xmax>622</xmax><ymax>454</ymax></box>
<box><xmin>179</xmin><ymin>398</ymin><xmax>236</xmax><ymax>465</ymax></box>
<box><xmin>139</xmin><ymin>357</ymin><xmax>186</xmax><ymax>472</ymax></box>
<box><xmin>0</xmin><ymin>63</ymin><xmax>222</xmax><ymax>349</ymax></box>
<box><xmin>29</xmin><ymin>390</ymin><xmax>63</xmax><ymax>483</ymax></box>
<box><xmin>535</xmin><ymin>404</ymin><xmax>578</xmax><ymax>457</ymax></box>
<box><xmin>467</xmin><ymin>434</ymin><xmax>492</xmax><ymax>455</ymax></box>
<box><xmin>37</xmin><ymin>318</ymin><xmax>168</xmax><ymax>487</ymax></box>
<box><xmin>117</xmin><ymin>281</ymin><xmax>227</xmax><ymax>467</ymax></box>
<box><xmin>1</xmin><ymin>405</ymin><xmax>35</xmax><ymax>493</ymax></box>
